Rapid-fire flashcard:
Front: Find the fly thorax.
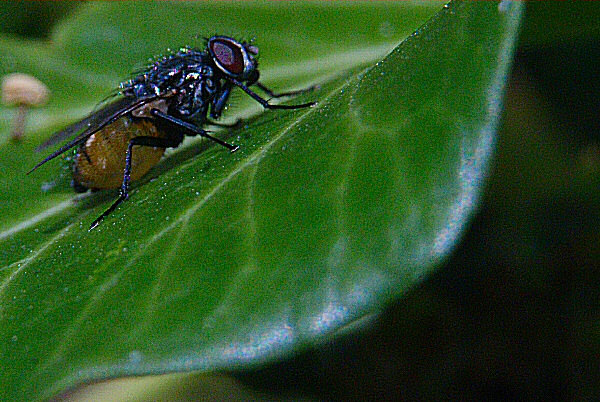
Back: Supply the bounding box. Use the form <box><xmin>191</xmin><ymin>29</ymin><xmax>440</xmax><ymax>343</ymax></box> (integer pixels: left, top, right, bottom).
<box><xmin>191</xmin><ymin>64</ymin><xmax>216</xmax><ymax>98</ymax></box>
<box><xmin>193</xmin><ymin>77</ymin><xmax>217</xmax><ymax>108</ymax></box>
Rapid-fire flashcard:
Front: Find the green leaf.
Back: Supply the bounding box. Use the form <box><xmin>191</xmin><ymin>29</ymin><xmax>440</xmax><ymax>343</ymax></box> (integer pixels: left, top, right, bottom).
<box><xmin>0</xmin><ymin>1</ymin><xmax>522</xmax><ymax>400</ymax></box>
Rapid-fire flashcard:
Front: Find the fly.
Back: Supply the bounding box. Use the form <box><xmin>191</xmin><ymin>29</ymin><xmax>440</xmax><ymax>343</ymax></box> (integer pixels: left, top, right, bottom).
<box><xmin>29</xmin><ymin>36</ymin><xmax>315</xmax><ymax>230</ymax></box>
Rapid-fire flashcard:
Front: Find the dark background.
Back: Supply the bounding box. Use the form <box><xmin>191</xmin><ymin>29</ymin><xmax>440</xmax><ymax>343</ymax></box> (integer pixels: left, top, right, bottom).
<box><xmin>2</xmin><ymin>2</ymin><xmax>598</xmax><ymax>400</ymax></box>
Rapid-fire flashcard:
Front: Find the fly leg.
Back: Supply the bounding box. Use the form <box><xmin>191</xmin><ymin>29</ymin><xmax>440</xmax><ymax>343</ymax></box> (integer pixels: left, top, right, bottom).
<box><xmin>210</xmin><ymin>81</ymin><xmax>233</xmax><ymax>119</ymax></box>
<box><xmin>206</xmin><ymin>81</ymin><xmax>318</xmax><ymax>128</ymax></box>
<box><xmin>206</xmin><ymin>81</ymin><xmax>316</xmax><ymax>129</ymax></box>
<box><xmin>228</xmin><ymin>78</ymin><xmax>315</xmax><ymax>110</ymax></box>
<box><xmin>150</xmin><ymin>109</ymin><xmax>239</xmax><ymax>152</ymax></box>
<box><xmin>255</xmin><ymin>82</ymin><xmax>319</xmax><ymax>98</ymax></box>
<box><xmin>90</xmin><ymin>109</ymin><xmax>240</xmax><ymax>230</ymax></box>
<box><xmin>89</xmin><ymin>134</ymin><xmax>183</xmax><ymax>231</ymax></box>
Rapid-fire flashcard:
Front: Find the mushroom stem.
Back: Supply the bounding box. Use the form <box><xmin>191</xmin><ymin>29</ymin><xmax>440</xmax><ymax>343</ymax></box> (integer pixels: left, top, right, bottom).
<box><xmin>11</xmin><ymin>104</ymin><xmax>28</xmax><ymax>141</ymax></box>
<box><xmin>2</xmin><ymin>73</ymin><xmax>50</xmax><ymax>142</ymax></box>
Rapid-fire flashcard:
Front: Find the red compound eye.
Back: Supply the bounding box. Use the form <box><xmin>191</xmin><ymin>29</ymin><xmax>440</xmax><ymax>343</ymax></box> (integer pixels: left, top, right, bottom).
<box><xmin>209</xmin><ymin>38</ymin><xmax>244</xmax><ymax>75</ymax></box>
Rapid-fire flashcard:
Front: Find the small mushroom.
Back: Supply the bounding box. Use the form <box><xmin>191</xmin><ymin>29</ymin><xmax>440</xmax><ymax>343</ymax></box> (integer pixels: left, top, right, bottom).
<box><xmin>1</xmin><ymin>73</ymin><xmax>50</xmax><ymax>141</ymax></box>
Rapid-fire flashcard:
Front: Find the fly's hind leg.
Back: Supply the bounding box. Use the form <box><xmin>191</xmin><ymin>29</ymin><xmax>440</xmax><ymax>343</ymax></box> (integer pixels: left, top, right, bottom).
<box><xmin>88</xmin><ymin>134</ymin><xmax>183</xmax><ymax>231</ymax></box>
<box><xmin>89</xmin><ymin>108</ymin><xmax>239</xmax><ymax>230</ymax></box>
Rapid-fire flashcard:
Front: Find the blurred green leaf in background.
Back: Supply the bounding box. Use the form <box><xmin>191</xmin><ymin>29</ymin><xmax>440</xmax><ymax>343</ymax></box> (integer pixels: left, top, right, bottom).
<box><xmin>2</xmin><ymin>1</ymin><xmax>593</xmax><ymax>400</ymax></box>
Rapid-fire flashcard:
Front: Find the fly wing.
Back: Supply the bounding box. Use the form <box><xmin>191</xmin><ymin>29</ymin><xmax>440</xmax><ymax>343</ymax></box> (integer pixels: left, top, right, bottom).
<box><xmin>36</xmin><ymin>93</ymin><xmax>125</xmax><ymax>151</ymax></box>
<box><xmin>29</xmin><ymin>95</ymin><xmax>158</xmax><ymax>174</ymax></box>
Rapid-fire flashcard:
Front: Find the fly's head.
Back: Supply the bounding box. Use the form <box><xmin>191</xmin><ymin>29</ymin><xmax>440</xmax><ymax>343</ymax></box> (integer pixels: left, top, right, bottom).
<box><xmin>207</xmin><ymin>36</ymin><xmax>260</xmax><ymax>85</ymax></box>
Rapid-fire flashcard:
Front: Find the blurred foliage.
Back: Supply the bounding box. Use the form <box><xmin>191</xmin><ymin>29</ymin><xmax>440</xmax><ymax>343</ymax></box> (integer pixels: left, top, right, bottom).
<box><xmin>1</xmin><ymin>1</ymin><xmax>598</xmax><ymax>400</ymax></box>
<box><xmin>0</xmin><ymin>1</ymin><xmax>81</xmax><ymax>39</ymax></box>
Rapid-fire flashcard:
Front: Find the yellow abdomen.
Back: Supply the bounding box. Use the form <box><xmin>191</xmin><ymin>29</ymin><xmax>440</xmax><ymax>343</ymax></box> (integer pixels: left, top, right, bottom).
<box><xmin>73</xmin><ymin>116</ymin><xmax>166</xmax><ymax>190</ymax></box>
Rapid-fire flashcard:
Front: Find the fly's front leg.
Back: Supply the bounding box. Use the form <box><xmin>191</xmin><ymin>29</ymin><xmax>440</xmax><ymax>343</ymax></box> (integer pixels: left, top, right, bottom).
<box><xmin>210</xmin><ymin>81</ymin><xmax>233</xmax><ymax>119</ymax></box>
<box><xmin>89</xmin><ymin>134</ymin><xmax>183</xmax><ymax>231</ymax></box>
<box><xmin>229</xmin><ymin>78</ymin><xmax>315</xmax><ymax>110</ymax></box>
<box><xmin>208</xmin><ymin>80</ymin><xmax>317</xmax><ymax>128</ymax></box>
<box><xmin>255</xmin><ymin>82</ymin><xmax>319</xmax><ymax>98</ymax></box>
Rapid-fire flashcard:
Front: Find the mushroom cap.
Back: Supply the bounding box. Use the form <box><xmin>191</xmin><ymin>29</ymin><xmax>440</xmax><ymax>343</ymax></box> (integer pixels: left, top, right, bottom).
<box><xmin>1</xmin><ymin>73</ymin><xmax>50</xmax><ymax>106</ymax></box>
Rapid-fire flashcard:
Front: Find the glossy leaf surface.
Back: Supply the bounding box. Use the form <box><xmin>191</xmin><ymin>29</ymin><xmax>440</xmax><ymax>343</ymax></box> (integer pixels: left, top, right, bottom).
<box><xmin>0</xmin><ymin>1</ymin><xmax>522</xmax><ymax>400</ymax></box>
